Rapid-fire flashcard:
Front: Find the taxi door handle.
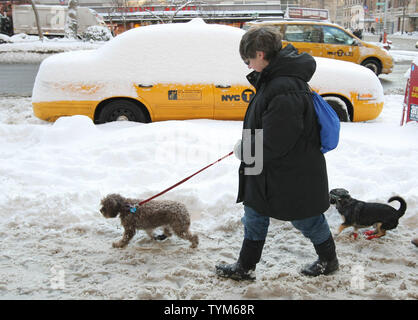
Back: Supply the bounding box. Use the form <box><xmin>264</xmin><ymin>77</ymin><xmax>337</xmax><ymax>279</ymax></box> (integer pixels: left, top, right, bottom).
<box><xmin>138</xmin><ymin>84</ymin><xmax>153</xmax><ymax>88</ymax></box>
<box><xmin>216</xmin><ymin>85</ymin><xmax>231</xmax><ymax>88</ymax></box>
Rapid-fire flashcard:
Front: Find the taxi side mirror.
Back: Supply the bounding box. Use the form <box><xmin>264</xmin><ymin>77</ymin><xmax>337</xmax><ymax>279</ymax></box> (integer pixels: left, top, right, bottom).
<box><xmin>352</xmin><ymin>39</ymin><xmax>360</xmax><ymax>46</ymax></box>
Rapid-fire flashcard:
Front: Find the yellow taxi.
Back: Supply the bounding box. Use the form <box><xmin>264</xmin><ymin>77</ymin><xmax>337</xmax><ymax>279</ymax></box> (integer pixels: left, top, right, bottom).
<box><xmin>32</xmin><ymin>19</ymin><xmax>384</xmax><ymax>124</ymax></box>
<box><xmin>244</xmin><ymin>20</ymin><xmax>393</xmax><ymax>76</ymax></box>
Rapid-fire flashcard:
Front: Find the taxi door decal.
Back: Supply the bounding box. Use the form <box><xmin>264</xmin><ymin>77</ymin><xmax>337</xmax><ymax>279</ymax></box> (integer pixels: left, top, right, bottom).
<box><xmin>168</xmin><ymin>90</ymin><xmax>201</xmax><ymax>100</ymax></box>
<box><xmin>220</xmin><ymin>89</ymin><xmax>255</xmax><ymax>103</ymax></box>
<box><xmin>326</xmin><ymin>49</ymin><xmax>353</xmax><ymax>57</ymax></box>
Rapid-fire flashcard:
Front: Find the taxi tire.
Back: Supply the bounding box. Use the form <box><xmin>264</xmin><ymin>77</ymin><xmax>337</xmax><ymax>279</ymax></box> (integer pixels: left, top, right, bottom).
<box><xmin>361</xmin><ymin>59</ymin><xmax>381</xmax><ymax>76</ymax></box>
<box><xmin>98</xmin><ymin>100</ymin><xmax>148</xmax><ymax>123</ymax></box>
<box><xmin>323</xmin><ymin>97</ymin><xmax>350</xmax><ymax>122</ymax></box>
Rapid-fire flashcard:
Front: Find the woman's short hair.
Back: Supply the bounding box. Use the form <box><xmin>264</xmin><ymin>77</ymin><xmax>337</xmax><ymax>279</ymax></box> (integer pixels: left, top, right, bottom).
<box><xmin>239</xmin><ymin>26</ymin><xmax>282</xmax><ymax>62</ymax></box>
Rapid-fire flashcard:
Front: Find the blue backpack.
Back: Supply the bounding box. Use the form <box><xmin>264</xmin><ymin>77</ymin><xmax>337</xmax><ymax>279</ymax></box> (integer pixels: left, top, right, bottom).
<box><xmin>311</xmin><ymin>90</ymin><xmax>340</xmax><ymax>153</ymax></box>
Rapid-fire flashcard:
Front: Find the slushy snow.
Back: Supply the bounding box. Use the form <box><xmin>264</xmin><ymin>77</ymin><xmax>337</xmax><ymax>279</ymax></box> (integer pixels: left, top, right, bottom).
<box><xmin>0</xmin><ymin>94</ymin><xmax>416</xmax><ymax>300</ymax></box>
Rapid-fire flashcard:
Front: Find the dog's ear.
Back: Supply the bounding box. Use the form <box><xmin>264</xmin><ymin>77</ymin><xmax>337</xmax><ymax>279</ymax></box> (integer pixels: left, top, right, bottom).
<box><xmin>110</xmin><ymin>197</ymin><xmax>118</xmax><ymax>208</ymax></box>
<box><xmin>337</xmin><ymin>196</ymin><xmax>351</xmax><ymax>208</ymax></box>
<box><xmin>340</xmin><ymin>193</ymin><xmax>351</xmax><ymax>199</ymax></box>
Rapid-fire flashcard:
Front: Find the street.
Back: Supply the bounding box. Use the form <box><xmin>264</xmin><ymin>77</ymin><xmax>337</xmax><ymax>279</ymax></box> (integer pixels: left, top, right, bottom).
<box><xmin>0</xmin><ymin>63</ymin><xmax>39</xmax><ymax>96</ymax></box>
<box><xmin>379</xmin><ymin>62</ymin><xmax>410</xmax><ymax>95</ymax></box>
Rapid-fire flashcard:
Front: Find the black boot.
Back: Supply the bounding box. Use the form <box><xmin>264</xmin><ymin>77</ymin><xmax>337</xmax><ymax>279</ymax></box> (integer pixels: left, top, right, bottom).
<box><xmin>216</xmin><ymin>238</ymin><xmax>265</xmax><ymax>281</ymax></box>
<box><xmin>301</xmin><ymin>235</ymin><xmax>339</xmax><ymax>277</ymax></box>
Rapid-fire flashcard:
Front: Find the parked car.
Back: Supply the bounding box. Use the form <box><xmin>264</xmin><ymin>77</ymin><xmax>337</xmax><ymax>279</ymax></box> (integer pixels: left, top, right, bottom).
<box><xmin>244</xmin><ymin>20</ymin><xmax>393</xmax><ymax>76</ymax></box>
<box><xmin>32</xmin><ymin>19</ymin><xmax>384</xmax><ymax>123</ymax></box>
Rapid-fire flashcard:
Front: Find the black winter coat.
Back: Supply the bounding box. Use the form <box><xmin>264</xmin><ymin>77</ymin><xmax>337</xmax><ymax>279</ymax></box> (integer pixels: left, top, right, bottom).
<box><xmin>237</xmin><ymin>44</ymin><xmax>330</xmax><ymax>221</ymax></box>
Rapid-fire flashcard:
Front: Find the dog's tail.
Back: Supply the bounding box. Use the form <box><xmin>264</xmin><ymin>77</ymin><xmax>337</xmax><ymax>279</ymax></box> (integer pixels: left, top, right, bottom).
<box><xmin>388</xmin><ymin>196</ymin><xmax>407</xmax><ymax>218</ymax></box>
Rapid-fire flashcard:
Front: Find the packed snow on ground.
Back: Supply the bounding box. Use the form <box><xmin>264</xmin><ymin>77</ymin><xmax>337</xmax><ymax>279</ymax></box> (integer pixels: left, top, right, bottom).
<box><xmin>391</xmin><ymin>31</ymin><xmax>418</xmax><ymax>39</ymax></box>
<box><xmin>364</xmin><ymin>31</ymin><xmax>418</xmax><ymax>40</ymax></box>
<box><xmin>389</xmin><ymin>49</ymin><xmax>418</xmax><ymax>63</ymax></box>
<box><xmin>0</xmin><ymin>93</ymin><xmax>416</xmax><ymax>300</ymax></box>
<box><xmin>361</xmin><ymin>40</ymin><xmax>418</xmax><ymax>63</ymax></box>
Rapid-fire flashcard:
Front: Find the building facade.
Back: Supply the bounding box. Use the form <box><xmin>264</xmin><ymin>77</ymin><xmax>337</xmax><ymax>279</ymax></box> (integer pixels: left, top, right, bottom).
<box><xmin>340</xmin><ymin>0</ymin><xmax>417</xmax><ymax>33</ymax></box>
<box><xmin>1</xmin><ymin>0</ymin><xmax>417</xmax><ymax>33</ymax></box>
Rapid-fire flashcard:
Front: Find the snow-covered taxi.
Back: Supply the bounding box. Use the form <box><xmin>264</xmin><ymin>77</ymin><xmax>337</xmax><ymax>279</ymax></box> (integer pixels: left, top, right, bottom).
<box><xmin>32</xmin><ymin>19</ymin><xmax>384</xmax><ymax>123</ymax></box>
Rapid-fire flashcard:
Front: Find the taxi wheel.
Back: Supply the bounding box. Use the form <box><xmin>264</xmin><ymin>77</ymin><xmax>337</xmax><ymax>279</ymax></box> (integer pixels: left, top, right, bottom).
<box><xmin>361</xmin><ymin>59</ymin><xmax>381</xmax><ymax>76</ymax></box>
<box><xmin>98</xmin><ymin>100</ymin><xmax>148</xmax><ymax>123</ymax></box>
<box><xmin>323</xmin><ymin>97</ymin><xmax>350</xmax><ymax>122</ymax></box>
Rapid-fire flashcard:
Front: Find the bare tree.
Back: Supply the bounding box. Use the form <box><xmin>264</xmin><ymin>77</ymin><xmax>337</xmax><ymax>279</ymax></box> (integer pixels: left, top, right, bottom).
<box><xmin>30</xmin><ymin>0</ymin><xmax>43</xmax><ymax>41</ymax></box>
<box><xmin>111</xmin><ymin>0</ymin><xmax>128</xmax><ymax>32</ymax></box>
<box><xmin>169</xmin><ymin>0</ymin><xmax>204</xmax><ymax>23</ymax></box>
<box><xmin>106</xmin><ymin>6</ymin><xmax>116</xmax><ymax>36</ymax></box>
<box><xmin>144</xmin><ymin>0</ymin><xmax>205</xmax><ymax>24</ymax></box>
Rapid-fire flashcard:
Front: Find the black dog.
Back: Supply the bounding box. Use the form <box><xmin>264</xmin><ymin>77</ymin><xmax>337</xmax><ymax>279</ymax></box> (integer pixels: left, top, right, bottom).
<box><xmin>329</xmin><ymin>188</ymin><xmax>406</xmax><ymax>240</ymax></box>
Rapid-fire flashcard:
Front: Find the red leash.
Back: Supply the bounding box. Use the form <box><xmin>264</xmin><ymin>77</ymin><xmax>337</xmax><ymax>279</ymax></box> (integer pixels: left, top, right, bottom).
<box><xmin>137</xmin><ymin>151</ymin><xmax>233</xmax><ymax>206</ymax></box>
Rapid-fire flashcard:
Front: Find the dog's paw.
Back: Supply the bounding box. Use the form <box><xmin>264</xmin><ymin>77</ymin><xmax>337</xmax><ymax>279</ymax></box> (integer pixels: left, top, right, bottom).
<box><xmin>366</xmin><ymin>234</ymin><xmax>383</xmax><ymax>240</ymax></box>
<box><xmin>112</xmin><ymin>241</ymin><xmax>126</xmax><ymax>248</ymax></box>
<box><xmin>351</xmin><ymin>232</ymin><xmax>359</xmax><ymax>240</ymax></box>
<box><xmin>363</xmin><ymin>230</ymin><xmax>376</xmax><ymax>236</ymax></box>
<box><xmin>153</xmin><ymin>234</ymin><xmax>168</xmax><ymax>241</ymax></box>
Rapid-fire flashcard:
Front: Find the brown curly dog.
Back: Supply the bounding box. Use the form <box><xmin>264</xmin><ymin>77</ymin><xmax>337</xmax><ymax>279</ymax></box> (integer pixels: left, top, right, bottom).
<box><xmin>100</xmin><ymin>193</ymin><xmax>198</xmax><ymax>249</ymax></box>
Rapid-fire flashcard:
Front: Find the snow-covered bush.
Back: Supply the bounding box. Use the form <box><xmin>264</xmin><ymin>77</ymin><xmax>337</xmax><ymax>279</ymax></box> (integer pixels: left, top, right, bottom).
<box><xmin>81</xmin><ymin>25</ymin><xmax>113</xmax><ymax>42</ymax></box>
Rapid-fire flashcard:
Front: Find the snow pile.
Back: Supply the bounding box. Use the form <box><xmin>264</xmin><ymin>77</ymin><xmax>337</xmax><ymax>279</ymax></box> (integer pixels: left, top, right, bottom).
<box><xmin>0</xmin><ymin>34</ymin><xmax>104</xmax><ymax>64</ymax></box>
<box><xmin>390</xmin><ymin>50</ymin><xmax>418</xmax><ymax>63</ymax></box>
<box><xmin>360</xmin><ymin>40</ymin><xmax>418</xmax><ymax>63</ymax></box>
<box><xmin>0</xmin><ymin>34</ymin><xmax>12</xmax><ymax>43</ymax></box>
<box><xmin>0</xmin><ymin>94</ymin><xmax>416</xmax><ymax>299</ymax></box>
<box><xmin>403</xmin><ymin>57</ymin><xmax>418</xmax><ymax>80</ymax></box>
<box><xmin>391</xmin><ymin>31</ymin><xmax>418</xmax><ymax>39</ymax></box>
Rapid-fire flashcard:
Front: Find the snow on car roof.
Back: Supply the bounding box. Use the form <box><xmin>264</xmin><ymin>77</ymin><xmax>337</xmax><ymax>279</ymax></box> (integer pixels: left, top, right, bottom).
<box><xmin>96</xmin><ymin>18</ymin><xmax>248</xmax><ymax>86</ymax></box>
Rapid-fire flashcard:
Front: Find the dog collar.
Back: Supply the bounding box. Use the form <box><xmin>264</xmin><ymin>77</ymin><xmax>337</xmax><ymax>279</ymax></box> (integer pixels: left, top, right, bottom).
<box><xmin>129</xmin><ymin>206</ymin><xmax>137</xmax><ymax>213</ymax></box>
